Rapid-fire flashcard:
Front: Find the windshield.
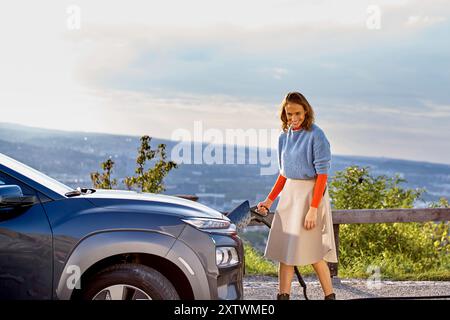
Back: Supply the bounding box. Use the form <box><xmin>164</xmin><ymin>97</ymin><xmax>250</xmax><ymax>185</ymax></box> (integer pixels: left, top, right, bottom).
<box><xmin>0</xmin><ymin>153</ymin><xmax>73</xmax><ymax>196</ymax></box>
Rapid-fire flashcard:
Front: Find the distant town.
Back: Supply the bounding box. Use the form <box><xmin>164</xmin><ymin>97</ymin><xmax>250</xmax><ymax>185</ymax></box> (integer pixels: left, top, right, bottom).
<box><xmin>1</xmin><ymin>122</ymin><xmax>449</xmax><ymax>213</ymax></box>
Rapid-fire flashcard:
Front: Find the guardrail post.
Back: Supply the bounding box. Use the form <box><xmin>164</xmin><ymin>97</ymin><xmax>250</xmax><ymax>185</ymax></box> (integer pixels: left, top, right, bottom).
<box><xmin>328</xmin><ymin>224</ymin><xmax>340</xmax><ymax>278</ymax></box>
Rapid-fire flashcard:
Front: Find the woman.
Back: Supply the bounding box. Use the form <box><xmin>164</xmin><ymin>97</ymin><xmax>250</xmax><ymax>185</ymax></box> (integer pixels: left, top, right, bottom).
<box><xmin>257</xmin><ymin>91</ymin><xmax>338</xmax><ymax>300</ymax></box>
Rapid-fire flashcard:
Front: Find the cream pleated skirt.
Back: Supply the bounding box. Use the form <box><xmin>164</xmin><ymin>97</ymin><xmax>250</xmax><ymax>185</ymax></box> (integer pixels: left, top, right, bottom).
<box><xmin>264</xmin><ymin>178</ymin><xmax>338</xmax><ymax>266</ymax></box>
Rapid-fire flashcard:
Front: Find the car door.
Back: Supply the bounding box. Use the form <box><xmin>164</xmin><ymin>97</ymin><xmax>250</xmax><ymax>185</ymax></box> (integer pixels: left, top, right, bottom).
<box><xmin>0</xmin><ymin>170</ymin><xmax>53</xmax><ymax>299</ymax></box>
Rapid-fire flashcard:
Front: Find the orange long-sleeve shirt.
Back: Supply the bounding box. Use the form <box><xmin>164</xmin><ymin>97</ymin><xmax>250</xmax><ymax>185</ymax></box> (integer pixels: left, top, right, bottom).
<box><xmin>267</xmin><ymin>125</ymin><xmax>328</xmax><ymax>208</ymax></box>
<box><xmin>267</xmin><ymin>173</ymin><xmax>327</xmax><ymax>208</ymax></box>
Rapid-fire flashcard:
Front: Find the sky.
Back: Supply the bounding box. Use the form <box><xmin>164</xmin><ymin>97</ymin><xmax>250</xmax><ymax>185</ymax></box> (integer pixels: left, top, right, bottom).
<box><xmin>1</xmin><ymin>0</ymin><xmax>449</xmax><ymax>164</ymax></box>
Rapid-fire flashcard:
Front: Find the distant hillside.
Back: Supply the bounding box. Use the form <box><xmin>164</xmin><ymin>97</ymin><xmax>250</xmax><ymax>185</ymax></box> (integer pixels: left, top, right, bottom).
<box><xmin>1</xmin><ymin>122</ymin><xmax>449</xmax><ymax>211</ymax></box>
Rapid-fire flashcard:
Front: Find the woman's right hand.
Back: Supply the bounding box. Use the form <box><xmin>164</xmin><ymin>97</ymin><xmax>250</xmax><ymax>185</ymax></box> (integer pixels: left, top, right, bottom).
<box><xmin>257</xmin><ymin>198</ymin><xmax>273</xmax><ymax>215</ymax></box>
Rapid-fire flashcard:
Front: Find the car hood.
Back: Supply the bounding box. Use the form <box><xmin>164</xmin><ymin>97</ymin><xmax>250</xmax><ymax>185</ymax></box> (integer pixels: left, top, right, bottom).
<box><xmin>81</xmin><ymin>189</ymin><xmax>229</xmax><ymax>220</ymax></box>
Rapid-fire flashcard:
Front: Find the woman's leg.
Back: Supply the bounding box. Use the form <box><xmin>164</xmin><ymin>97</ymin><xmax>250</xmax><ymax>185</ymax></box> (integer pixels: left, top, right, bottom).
<box><xmin>312</xmin><ymin>260</ymin><xmax>334</xmax><ymax>296</ymax></box>
<box><xmin>279</xmin><ymin>262</ymin><xmax>295</xmax><ymax>294</ymax></box>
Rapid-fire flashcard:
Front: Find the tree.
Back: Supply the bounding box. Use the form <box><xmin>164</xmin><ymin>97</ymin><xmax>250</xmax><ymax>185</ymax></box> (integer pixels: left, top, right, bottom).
<box><xmin>90</xmin><ymin>158</ymin><xmax>117</xmax><ymax>189</ymax></box>
<box><xmin>124</xmin><ymin>135</ymin><xmax>178</xmax><ymax>193</ymax></box>
<box><xmin>329</xmin><ymin>166</ymin><xmax>424</xmax><ymax>210</ymax></box>
<box><xmin>90</xmin><ymin>135</ymin><xmax>177</xmax><ymax>194</ymax></box>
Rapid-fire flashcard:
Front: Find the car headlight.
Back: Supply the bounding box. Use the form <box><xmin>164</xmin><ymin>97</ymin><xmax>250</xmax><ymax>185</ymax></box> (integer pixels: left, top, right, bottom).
<box><xmin>181</xmin><ymin>217</ymin><xmax>231</xmax><ymax>230</ymax></box>
<box><xmin>216</xmin><ymin>247</ymin><xmax>239</xmax><ymax>267</ymax></box>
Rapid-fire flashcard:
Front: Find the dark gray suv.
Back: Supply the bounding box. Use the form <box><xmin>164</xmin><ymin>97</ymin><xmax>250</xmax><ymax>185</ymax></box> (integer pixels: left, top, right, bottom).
<box><xmin>0</xmin><ymin>153</ymin><xmax>244</xmax><ymax>300</ymax></box>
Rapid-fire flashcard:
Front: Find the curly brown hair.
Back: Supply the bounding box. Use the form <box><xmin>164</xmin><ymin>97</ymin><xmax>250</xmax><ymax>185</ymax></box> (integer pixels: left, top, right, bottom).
<box><xmin>279</xmin><ymin>91</ymin><xmax>315</xmax><ymax>132</ymax></box>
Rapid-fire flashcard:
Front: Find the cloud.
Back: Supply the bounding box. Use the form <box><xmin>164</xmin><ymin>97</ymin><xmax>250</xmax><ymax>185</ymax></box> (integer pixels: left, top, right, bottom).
<box><xmin>56</xmin><ymin>0</ymin><xmax>449</xmax><ymax>105</ymax></box>
<box><xmin>405</xmin><ymin>15</ymin><xmax>447</xmax><ymax>28</ymax></box>
<box><xmin>1</xmin><ymin>0</ymin><xmax>450</xmax><ymax>165</ymax></box>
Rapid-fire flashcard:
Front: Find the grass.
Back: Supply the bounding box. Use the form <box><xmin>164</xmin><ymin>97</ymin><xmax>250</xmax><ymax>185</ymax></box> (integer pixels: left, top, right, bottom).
<box><xmin>243</xmin><ymin>242</ymin><xmax>316</xmax><ymax>278</ymax></box>
<box><xmin>243</xmin><ymin>242</ymin><xmax>277</xmax><ymax>276</ymax></box>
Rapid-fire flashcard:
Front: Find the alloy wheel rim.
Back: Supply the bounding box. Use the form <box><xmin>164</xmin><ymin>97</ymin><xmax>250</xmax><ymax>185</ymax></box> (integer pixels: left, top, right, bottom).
<box><xmin>92</xmin><ymin>284</ymin><xmax>152</xmax><ymax>300</ymax></box>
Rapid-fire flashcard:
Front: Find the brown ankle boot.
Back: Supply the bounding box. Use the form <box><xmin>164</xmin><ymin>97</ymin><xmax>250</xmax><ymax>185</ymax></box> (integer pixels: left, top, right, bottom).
<box><xmin>277</xmin><ymin>293</ymin><xmax>290</xmax><ymax>300</ymax></box>
<box><xmin>324</xmin><ymin>293</ymin><xmax>336</xmax><ymax>300</ymax></box>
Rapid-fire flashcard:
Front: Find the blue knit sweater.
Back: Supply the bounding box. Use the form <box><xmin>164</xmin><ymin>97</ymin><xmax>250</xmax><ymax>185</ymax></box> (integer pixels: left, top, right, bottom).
<box><xmin>278</xmin><ymin>123</ymin><xmax>331</xmax><ymax>179</ymax></box>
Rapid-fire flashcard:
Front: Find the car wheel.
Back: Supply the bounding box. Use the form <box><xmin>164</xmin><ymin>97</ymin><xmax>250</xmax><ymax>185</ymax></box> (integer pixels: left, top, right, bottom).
<box><xmin>81</xmin><ymin>263</ymin><xmax>180</xmax><ymax>300</ymax></box>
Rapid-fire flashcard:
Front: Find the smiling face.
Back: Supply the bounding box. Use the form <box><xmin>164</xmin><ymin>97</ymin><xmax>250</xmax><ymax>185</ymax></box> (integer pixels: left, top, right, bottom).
<box><xmin>285</xmin><ymin>102</ymin><xmax>307</xmax><ymax>129</ymax></box>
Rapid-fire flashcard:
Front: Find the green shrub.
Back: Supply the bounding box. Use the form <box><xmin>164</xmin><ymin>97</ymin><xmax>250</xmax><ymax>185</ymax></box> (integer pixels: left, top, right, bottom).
<box><xmin>330</xmin><ymin>166</ymin><xmax>449</xmax><ymax>279</ymax></box>
<box><xmin>243</xmin><ymin>241</ymin><xmax>277</xmax><ymax>276</ymax></box>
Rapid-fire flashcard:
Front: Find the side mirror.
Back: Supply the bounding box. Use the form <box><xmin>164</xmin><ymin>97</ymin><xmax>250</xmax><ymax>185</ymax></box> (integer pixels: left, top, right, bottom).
<box><xmin>0</xmin><ymin>185</ymin><xmax>37</xmax><ymax>208</ymax></box>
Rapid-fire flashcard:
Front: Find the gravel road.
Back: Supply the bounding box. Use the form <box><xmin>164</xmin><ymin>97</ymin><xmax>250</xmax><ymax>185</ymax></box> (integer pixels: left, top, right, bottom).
<box><xmin>243</xmin><ymin>275</ymin><xmax>450</xmax><ymax>300</ymax></box>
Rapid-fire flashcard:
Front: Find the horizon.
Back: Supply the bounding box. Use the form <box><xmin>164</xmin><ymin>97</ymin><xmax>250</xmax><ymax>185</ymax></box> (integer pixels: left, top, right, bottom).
<box><xmin>2</xmin><ymin>121</ymin><xmax>449</xmax><ymax>168</ymax></box>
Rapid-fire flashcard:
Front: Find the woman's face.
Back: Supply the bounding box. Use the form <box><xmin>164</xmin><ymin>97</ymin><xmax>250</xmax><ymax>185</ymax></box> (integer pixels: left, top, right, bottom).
<box><xmin>285</xmin><ymin>102</ymin><xmax>306</xmax><ymax>128</ymax></box>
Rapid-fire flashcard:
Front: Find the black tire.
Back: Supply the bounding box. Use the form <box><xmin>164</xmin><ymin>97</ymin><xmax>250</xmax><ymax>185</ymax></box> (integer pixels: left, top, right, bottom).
<box><xmin>81</xmin><ymin>263</ymin><xmax>180</xmax><ymax>300</ymax></box>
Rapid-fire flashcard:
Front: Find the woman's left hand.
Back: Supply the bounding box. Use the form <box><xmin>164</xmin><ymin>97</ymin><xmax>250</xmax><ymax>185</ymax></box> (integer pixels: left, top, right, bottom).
<box><xmin>304</xmin><ymin>207</ymin><xmax>318</xmax><ymax>230</ymax></box>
